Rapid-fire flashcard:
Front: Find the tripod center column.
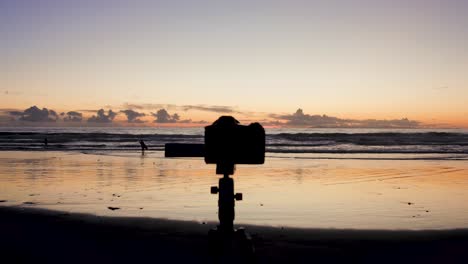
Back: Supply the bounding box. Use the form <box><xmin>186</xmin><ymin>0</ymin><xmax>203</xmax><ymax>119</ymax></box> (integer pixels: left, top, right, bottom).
<box><xmin>218</xmin><ymin>175</ymin><xmax>235</xmax><ymax>232</ymax></box>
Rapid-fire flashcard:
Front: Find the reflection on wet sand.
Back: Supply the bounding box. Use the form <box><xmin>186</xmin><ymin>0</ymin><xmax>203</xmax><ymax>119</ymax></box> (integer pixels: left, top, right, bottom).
<box><xmin>1</xmin><ymin>151</ymin><xmax>468</xmax><ymax>230</ymax></box>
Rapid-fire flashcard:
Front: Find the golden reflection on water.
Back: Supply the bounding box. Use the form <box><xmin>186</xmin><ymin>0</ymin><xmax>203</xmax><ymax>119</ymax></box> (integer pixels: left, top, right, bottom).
<box><xmin>1</xmin><ymin>151</ymin><xmax>467</xmax><ymax>230</ymax></box>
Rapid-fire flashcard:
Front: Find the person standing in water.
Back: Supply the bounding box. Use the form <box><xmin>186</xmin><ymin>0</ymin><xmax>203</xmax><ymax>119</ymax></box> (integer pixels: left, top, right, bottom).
<box><xmin>44</xmin><ymin>138</ymin><xmax>48</xmax><ymax>148</ymax></box>
<box><xmin>139</xmin><ymin>140</ymin><xmax>148</xmax><ymax>155</ymax></box>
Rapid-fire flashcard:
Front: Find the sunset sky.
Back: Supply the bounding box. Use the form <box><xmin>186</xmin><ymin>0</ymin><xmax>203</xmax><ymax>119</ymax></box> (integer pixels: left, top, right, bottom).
<box><xmin>1</xmin><ymin>0</ymin><xmax>467</xmax><ymax>127</ymax></box>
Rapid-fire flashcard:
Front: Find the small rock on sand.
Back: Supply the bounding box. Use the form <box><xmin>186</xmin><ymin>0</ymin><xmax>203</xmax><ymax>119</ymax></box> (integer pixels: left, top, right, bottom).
<box><xmin>408</xmin><ymin>202</ymin><xmax>413</xmax><ymax>205</ymax></box>
<box><xmin>107</xmin><ymin>207</ymin><xmax>120</xmax><ymax>211</ymax></box>
<box><xmin>23</xmin><ymin>202</ymin><xmax>36</xmax><ymax>205</ymax></box>
<box><xmin>0</xmin><ymin>200</ymin><xmax>7</xmax><ymax>203</ymax></box>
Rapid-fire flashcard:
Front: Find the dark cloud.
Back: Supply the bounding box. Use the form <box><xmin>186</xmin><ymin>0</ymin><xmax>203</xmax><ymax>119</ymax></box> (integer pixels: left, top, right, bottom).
<box><xmin>88</xmin><ymin>109</ymin><xmax>117</xmax><ymax>123</ymax></box>
<box><xmin>151</xmin><ymin>109</ymin><xmax>180</xmax><ymax>123</ymax></box>
<box><xmin>272</xmin><ymin>109</ymin><xmax>346</xmax><ymax>127</ymax></box>
<box><xmin>275</xmin><ymin>109</ymin><xmax>420</xmax><ymax>128</ymax></box>
<box><xmin>49</xmin><ymin>110</ymin><xmax>58</xmax><ymax>118</ymax></box>
<box><xmin>9</xmin><ymin>111</ymin><xmax>23</xmax><ymax>117</ymax></box>
<box><xmin>121</xmin><ymin>109</ymin><xmax>146</xmax><ymax>123</ymax></box>
<box><xmin>151</xmin><ymin>109</ymin><xmax>172</xmax><ymax>123</ymax></box>
<box><xmin>119</xmin><ymin>103</ymin><xmax>233</xmax><ymax>124</ymax></box>
<box><xmin>9</xmin><ymin>106</ymin><xmax>58</xmax><ymax>122</ymax></box>
<box><xmin>63</xmin><ymin>111</ymin><xmax>83</xmax><ymax>122</ymax></box>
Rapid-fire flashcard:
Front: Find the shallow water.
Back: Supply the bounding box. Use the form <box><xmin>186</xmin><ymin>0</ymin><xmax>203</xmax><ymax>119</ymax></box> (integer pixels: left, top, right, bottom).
<box><xmin>2</xmin><ymin>127</ymin><xmax>468</xmax><ymax>156</ymax></box>
<box><xmin>1</xmin><ymin>151</ymin><xmax>468</xmax><ymax>230</ymax></box>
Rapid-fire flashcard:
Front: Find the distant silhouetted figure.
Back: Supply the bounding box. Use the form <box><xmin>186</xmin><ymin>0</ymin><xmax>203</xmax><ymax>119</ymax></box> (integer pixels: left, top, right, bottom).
<box><xmin>139</xmin><ymin>140</ymin><xmax>148</xmax><ymax>155</ymax></box>
<box><xmin>44</xmin><ymin>138</ymin><xmax>48</xmax><ymax>148</ymax></box>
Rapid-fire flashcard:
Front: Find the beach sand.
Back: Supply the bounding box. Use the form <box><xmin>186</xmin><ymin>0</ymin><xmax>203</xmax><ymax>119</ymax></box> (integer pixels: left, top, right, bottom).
<box><xmin>1</xmin><ymin>206</ymin><xmax>468</xmax><ymax>263</ymax></box>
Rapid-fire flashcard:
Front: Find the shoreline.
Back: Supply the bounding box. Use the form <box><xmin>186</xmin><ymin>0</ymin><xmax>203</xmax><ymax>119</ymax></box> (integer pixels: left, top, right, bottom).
<box><xmin>2</xmin><ymin>206</ymin><xmax>468</xmax><ymax>263</ymax></box>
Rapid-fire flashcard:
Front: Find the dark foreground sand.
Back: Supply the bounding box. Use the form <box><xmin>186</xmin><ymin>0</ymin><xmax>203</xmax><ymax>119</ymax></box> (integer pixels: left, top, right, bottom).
<box><xmin>1</xmin><ymin>206</ymin><xmax>468</xmax><ymax>263</ymax></box>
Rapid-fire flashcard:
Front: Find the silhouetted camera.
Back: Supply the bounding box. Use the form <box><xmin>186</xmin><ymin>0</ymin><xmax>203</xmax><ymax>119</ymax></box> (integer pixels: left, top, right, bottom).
<box><xmin>166</xmin><ymin>116</ymin><xmax>264</xmax><ymax>242</ymax></box>
<box><xmin>204</xmin><ymin>116</ymin><xmax>265</xmax><ymax>165</ymax></box>
<box><xmin>165</xmin><ymin>116</ymin><xmax>265</xmax><ymax>166</ymax></box>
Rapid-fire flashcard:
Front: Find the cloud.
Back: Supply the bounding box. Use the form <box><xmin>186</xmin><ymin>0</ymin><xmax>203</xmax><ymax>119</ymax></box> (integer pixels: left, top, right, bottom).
<box><xmin>87</xmin><ymin>109</ymin><xmax>117</xmax><ymax>123</ymax></box>
<box><xmin>122</xmin><ymin>103</ymin><xmax>237</xmax><ymax>114</ymax></box>
<box><xmin>272</xmin><ymin>109</ymin><xmax>346</xmax><ymax>127</ymax></box>
<box><xmin>274</xmin><ymin>109</ymin><xmax>420</xmax><ymax>128</ymax></box>
<box><xmin>9</xmin><ymin>106</ymin><xmax>58</xmax><ymax>122</ymax></box>
<box><xmin>121</xmin><ymin>109</ymin><xmax>146</xmax><ymax>123</ymax></box>
<box><xmin>180</xmin><ymin>105</ymin><xmax>237</xmax><ymax>113</ymax></box>
<box><xmin>195</xmin><ymin>120</ymin><xmax>209</xmax><ymax>124</ymax></box>
<box><xmin>49</xmin><ymin>110</ymin><xmax>58</xmax><ymax>118</ymax></box>
<box><xmin>151</xmin><ymin>109</ymin><xmax>180</xmax><ymax>123</ymax></box>
<box><xmin>150</xmin><ymin>109</ymin><xmax>193</xmax><ymax>123</ymax></box>
<box><xmin>63</xmin><ymin>111</ymin><xmax>83</xmax><ymax>122</ymax></box>
<box><xmin>122</xmin><ymin>103</ymin><xmax>177</xmax><ymax>111</ymax></box>
<box><xmin>9</xmin><ymin>111</ymin><xmax>24</xmax><ymax>117</ymax></box>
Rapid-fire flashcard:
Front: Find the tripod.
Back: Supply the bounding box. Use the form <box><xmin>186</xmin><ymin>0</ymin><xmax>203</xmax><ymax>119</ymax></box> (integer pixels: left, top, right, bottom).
<box><xmin>208</xmin><ymin>163</ymin><xmax>255</xmax><ymax>262</ymax></box>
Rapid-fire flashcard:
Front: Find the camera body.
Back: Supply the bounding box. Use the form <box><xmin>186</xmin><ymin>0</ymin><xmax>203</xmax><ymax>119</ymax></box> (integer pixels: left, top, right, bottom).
<box><xmin>204</xmin><ymin>116</ymin><xmax>265</xmax><ymax>165</ymax></box>
<box><xmin>164</xmin><ymin>116</ymin><xmax>265</xmax><ymax>169</ymax></box>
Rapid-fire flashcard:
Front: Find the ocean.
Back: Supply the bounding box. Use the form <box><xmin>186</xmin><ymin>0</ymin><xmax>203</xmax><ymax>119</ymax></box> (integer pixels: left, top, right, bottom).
<box><xmin>1</xmin><ymin>127</ymin><xmax>468</xmax><ymax>159</ymax></box>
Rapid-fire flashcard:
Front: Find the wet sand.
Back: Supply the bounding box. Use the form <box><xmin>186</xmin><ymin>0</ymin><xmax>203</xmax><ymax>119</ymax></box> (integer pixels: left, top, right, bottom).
<box><xmin>2</xmin><ymin>151</ymin><xmax>468</xmax><ymax>230</ymax></box>
<box><xmin>1</xmin><ymin>206</ymin><xmax>468</xmax><ymax>263</ymax></box>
